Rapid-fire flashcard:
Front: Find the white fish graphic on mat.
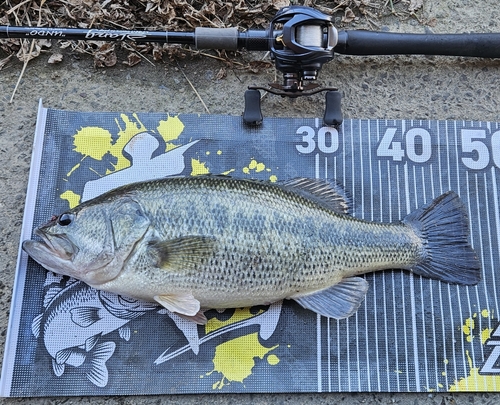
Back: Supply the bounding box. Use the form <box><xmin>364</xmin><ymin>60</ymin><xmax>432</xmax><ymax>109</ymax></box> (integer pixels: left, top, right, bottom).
<box><xmin>32</xmin><ymin>278</ymin><xmax>157</xmax><ymax>387</ymax></box>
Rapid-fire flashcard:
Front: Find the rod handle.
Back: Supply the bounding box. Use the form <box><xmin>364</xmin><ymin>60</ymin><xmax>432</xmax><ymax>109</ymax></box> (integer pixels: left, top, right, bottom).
<box><xmin>195</xmin><ymin>27</ymin><xmax>239</xmax><ymax>50</ymax></box>
<box><xmin>336</xmin><ymin>30</ymin><xmax>500</xmax><ymax>58</ymax></box>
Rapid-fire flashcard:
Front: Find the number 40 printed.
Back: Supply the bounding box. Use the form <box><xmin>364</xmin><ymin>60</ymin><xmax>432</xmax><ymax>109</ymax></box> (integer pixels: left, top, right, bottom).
<box><xmin>376</xmin><ymin>127</ymin><xmax>500</xmax><ymax>170</ymax></box>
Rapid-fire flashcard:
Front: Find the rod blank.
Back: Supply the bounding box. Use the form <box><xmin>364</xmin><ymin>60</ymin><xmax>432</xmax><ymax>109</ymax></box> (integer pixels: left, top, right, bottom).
<box><xmin>2</xmin><ymin>24</ymin><xmax>500</xmax><ymax>58</ymax></box>
<box><xmin>0</xmin><ymin>25</ymin><xmax>271</xmax><ymax>51</ymax></box>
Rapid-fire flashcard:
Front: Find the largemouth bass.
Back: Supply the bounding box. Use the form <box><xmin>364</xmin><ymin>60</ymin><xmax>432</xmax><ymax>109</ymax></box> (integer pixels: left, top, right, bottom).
<box><xmin>23</xmin><ymin>176</ymin><xmax>481</xmax><ymax>324</ymax></box>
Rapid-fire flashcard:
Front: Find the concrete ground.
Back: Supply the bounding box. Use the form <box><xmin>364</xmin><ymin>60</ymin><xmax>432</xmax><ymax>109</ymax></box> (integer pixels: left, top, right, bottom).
<box><xmin>0</xmin><ymin>0</ymin><xmax>499</xmax><ymax>403</ymax></box>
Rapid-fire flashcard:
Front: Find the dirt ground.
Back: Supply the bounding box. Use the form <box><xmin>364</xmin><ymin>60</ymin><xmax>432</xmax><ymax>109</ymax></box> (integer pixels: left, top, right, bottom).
<box><xmin>0</xmin><ymin>0</ymin><xmax>499</xmax><ymax>403</ymax></box>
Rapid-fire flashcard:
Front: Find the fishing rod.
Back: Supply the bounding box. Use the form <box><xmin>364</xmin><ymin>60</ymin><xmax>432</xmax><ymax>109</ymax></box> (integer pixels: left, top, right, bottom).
<box><xmin>2</xmin><ymin>5</ymin><xmax>500</xmax><ymax>126</ymax></box>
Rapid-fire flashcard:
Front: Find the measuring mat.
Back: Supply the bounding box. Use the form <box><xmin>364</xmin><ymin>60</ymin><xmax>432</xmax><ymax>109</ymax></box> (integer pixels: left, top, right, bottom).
<box><xmin>1</xmin><ymin>103</ymin><xmax>499</xmax><ymax>396</ymax></box>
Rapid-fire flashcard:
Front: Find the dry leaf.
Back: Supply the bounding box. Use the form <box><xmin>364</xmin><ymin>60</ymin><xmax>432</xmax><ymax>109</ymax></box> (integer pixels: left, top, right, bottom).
<box><xmin>16</xmin><ymin>40</ymin><xmax>42</xmax><ymax>63</ymax></box>
<box><xmin>38</xmin><ymin>39</ymin><xmax>52</xmax><ymax>48</ymax></box>
<box><xmin>94</xmin><ymin>43</ymin><xmax>117</xmax><ymax>67</ymax></box>
<box><xmin>342</xmin><ymin>7</ymin><xmax>357</xmax><ymax>23</ymax></box>
<box><xmin>48</xmin><ymin>53</ymin><xmax>64</xmax><ymax>64</ymax></box>
<box><xmin>215</xmin><ymin>67</ymin><xmax>227</xmax><ymax>80</ymax></box>
<box><xmin>124</xmin><ymin>52</ymin><xmax>141</xmax><ymax>66</ymax></box>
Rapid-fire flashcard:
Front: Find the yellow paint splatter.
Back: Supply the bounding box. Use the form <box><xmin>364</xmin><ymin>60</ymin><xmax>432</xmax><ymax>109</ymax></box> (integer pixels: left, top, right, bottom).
<box><xmin>462</xmin><ymin>317</ymin><xmax>475</xmax><ymax>342</ymax></box>
<box><xmin>269</xmin><ymin>175</ymin><xmax>278</xmax><ymax>183</ymax></box>
<box><xmin>157</xmin><ymin>115</ymin><xmax>185</xmax><ymax>151</ymax></box>
<box><xmin>206</xmin><ymin>151</ymin><xmax>210</xmax><ymax>155</ymax></box>
<box><xmin>449</xmin><ymin>351</ymin><xmax>500</xmax><ymax>391</ymax></box>
<box><xmin>217</xmin><ymin>150</ymin><xmax>222</xmax><ymax>155</ymax></box>
<box><xmin>73</xmin><ymin>127</ymin><xmax>112</xmax><ymax>160</ymax></box>
<box><xmin>60</xmin><ymin>190</ymin><xmax>81</xmax><ymax>209</ymax></box>
<box><xmin>66</xmin><ymin>162</ymin><xmax>81</xmax><ymax>177</ymax></box>
<box><xmin>449</xmin><ymin>367</ymin><xmax>500</xmax><ymax>391</ymax></box>
<box><xmin>242</xmin><ymin>159</ymin><xmax>270</xmax><ymax>175</ymax></box>
<box><xmin>481</xmin><ymin>328</ymin><xmax>493</xmax><ymax>344</ymax></box>
<box><xmin>461</xmin><ymin>312</ymin><xmax>493</xmax><ymax>345</ymax></box>
<box><xmin>66</xmin><ymin>114</ymin><xmax>188</xmax><ymax>208</ymax></box>
<box><xmin>221</xmin><ymin>169</ymin><xmax>235</xmax><ymax>176</ymax></box>
<box><xmin>463</xmin><ymin>317</ymin><xmax>475</xmax><ymax>334</ymax></box>
<box><xmin>191</xmin><ymin>158</ymin><xmax>210</xmax><ymax>176</ymax></box>
<box><xmin>267</xmin><ymin>354</ymin><xmax>280</xmax><ymax>365</ymax></box>
<box><xmin>109</xmin><ymin>114</ymin><xmax>148</xmax><ymax>173</ymax></box>
<box><xmin>208</xmin><ymin>332</ymin><xmax>278</xmax><ymax>389</ymax></box>
<box><xmin>247</xmin><ymin>159</ymin><xmax>265</xmax><ymax>173</ymax></box>
<box><xmin>205</xmin><ymin>308</ymin><xmax>262</xmax><ymax>334</ymax></box>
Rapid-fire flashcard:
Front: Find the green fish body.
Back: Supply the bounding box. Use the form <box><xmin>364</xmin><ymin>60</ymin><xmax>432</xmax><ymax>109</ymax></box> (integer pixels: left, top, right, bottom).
<box><xmin>23</xmin><ymin>176</ymin><xmax>481</xmax><ymax>324</ymax></box>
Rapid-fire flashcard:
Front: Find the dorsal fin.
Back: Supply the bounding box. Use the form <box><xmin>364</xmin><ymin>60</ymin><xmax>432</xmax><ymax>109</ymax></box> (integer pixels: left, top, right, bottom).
<box><xmin>280</xmin><ymin>177</ymin><xmax>351</xmax><ymax>214</ymax></box>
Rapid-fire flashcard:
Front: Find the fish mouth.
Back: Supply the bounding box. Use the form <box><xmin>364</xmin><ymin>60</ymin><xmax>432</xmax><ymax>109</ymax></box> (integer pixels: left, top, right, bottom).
<box><xmin>22</xmin><ymin>229</ymin><xmax>79</xmax><ymax>272</ymax></box>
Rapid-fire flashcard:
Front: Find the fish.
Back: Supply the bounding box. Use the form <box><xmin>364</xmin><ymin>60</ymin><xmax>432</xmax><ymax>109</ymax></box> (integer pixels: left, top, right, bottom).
<box><xmin>23</xmin><ymin>176</ymin><xmax>481</xmax><ymax>325</ymax></box>
<box><xmin>32</xmin><ymin>278</ymin><xmax>157</xmax><ymax>386</ymax></box>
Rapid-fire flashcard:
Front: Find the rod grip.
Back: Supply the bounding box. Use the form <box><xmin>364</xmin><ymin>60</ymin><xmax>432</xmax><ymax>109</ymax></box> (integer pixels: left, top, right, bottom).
<box><xmin>195</xmin><ymin>27</ymin><xmax>239</xmax><ymax>50</ymax></box>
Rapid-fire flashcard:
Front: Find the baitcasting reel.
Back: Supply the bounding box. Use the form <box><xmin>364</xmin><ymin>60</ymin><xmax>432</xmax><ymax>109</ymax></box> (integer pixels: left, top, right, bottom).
<box><xmin>244</xmin><ymin>6</ymin><xmax>342</xmax><ymax>126</ymax></box>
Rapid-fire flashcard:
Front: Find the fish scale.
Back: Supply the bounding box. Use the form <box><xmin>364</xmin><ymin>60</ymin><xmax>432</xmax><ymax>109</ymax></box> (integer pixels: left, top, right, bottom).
<box><xmin>23</xmin><ymin>176</ymin><xmax>481</xmax><ymax>324</ymax></box>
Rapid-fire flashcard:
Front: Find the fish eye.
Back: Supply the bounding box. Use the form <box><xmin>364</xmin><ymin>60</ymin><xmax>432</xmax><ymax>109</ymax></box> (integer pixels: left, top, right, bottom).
<box><xmin>58</xmin><ymin>213</ymin><xmax>74</xmax><ymax>226</ymax></box>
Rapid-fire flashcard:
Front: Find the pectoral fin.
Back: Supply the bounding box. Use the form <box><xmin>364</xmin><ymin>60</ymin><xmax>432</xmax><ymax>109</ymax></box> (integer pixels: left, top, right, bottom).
<box><xmin>149</xmin><ymin>236</ymin><xmax>216</xmax><ymax>271</ymax></box>
<box><xmin>292</xmin><ymin>277</ymin><xmax>369</xmax><ymax>319</ymax></box>
<box><xmin>154</xmin><ymin>293</ymin><xmax>201</xmax><ymax>317</ymax></box>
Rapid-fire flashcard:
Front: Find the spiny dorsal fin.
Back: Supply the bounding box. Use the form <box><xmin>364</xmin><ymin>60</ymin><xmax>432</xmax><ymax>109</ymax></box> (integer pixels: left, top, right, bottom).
<box><xmin>280</xmin><ymin>177</ymin><xmax>351</xmax><ymax>215</ymax></box>
<box><xmin>149</xmin><ymin>236</ymin><xmax>216</xmax><ymax>271</ymax></box>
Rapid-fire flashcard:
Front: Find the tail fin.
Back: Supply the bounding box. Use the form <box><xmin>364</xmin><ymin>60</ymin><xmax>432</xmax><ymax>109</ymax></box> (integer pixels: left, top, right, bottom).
<box><xmin>403</xmin><ymin>191</ymin><xmax>481</xmax><ymax>285</ymax></box>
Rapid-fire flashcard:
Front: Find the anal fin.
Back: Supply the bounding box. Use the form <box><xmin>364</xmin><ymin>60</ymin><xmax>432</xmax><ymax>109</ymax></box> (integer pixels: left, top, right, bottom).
<box><xmin>175</xmin><ymin>310</ymin><xmax>208</xmax><ymax>326</ymax></box>
<box><xmin>292</xmin><ymin>277</ymin><xmax>369</xmax><ymax>319</ymax></box>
